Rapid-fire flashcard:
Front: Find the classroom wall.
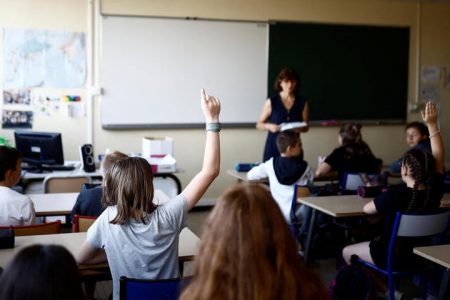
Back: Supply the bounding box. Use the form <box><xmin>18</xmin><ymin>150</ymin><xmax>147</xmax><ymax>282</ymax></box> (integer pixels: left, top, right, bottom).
<box><xmin>1</xmin><ymin>0</ymin><xmax>449</xmax><ymax>201</ymax></box>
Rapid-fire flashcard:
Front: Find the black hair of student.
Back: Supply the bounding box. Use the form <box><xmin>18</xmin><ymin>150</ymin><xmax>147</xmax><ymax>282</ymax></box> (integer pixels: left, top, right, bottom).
<box><xmin>276</xmin><ymin>130</ymin><xmax>300</xmax><ymax>154</ymax></box>
<box><xmin>405</xmin><ymin>121</ymin><xmax>429</xmax><ymax>137</ymax></box>
<box><xmin>0</xmin><ymin>146</ymin><xmax>22</xmax><ymax>181</ymax></box>
<box><xmin>339</xmin><ymin>123</ymin><xmax>374</xmax><ymax>158</ymax></box>
<box><xmin>0</xmin><ymin>244</ymin><xmax>84</xmax><ymax>300</ymax></box>
<box><xmin>274</xmin><ymin>67</ymin><xmax>301</xmax><ymax>93</ymax></box>
<box><xmin>402</xmin><ymin>149</ymin><xmax>436</xmax><ymax>212</ymax></box>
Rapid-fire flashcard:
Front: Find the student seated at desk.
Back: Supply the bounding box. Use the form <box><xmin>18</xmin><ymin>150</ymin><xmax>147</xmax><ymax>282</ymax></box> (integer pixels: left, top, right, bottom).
<box><xmin>0</xmin><ymin>244</ymin><xmax>84</xmax><ymax>300</ymax></box>
<box><xmin>315</xmin><ymin>123</ymin><xmax>382</xmax><ymax>189</ymax></box>
<box><xmin>342</xmin><ymin>101</ymin><xmax>445</xmax><ymax>269</ymax></box>
<box><xmin>76</xmin><ymin>89</ymin><xmax>221</xmax><ymax>300</ymax></box>
<box><xmin>70</xmin><ymin>151</ymin><xmax>128</xmax><ymax>222</ymax></box>
<box><xmin>181</xmin><ymin>183</ymin><xmax>327</xmax><ymax>300</ymax></box>
<box><xmin>0</xmin><ymin>146</ymin><xmax>35</xmax><ymax>226</ymax></box>
<box><xmin>247</xmin><ymin>131</ymin><xmax>313</xmax><ymax>224</ymax></box>
<box><xmin>381</xmin><ymin>122</ymin><xmax>431</xmax><ymax>185</ymax></box>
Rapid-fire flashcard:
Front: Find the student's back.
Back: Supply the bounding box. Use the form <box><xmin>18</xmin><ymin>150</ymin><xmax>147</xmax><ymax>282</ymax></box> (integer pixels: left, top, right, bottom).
<box><xmin>247</xmin><ymin>131</ymin><xmax>313</xmax><ymax>223</ymax></box>
<box><xmin>0</xmin><ymin>146</ymin><xmax>35</xmax><ymax>226</ymax></box>
<box><xmin>77</xmin><ymin>89</ymin><xmax>221</xmax><ymax>300</ymax></box>
<box><xmin>181</xmin><ymin>183</ymin><xmax>328</xmax><ymax>300</ymax></box>
<box><xmin>70</xmin><ymin>151</ymin><xmax>128</xmax><ymax>222</ymax></box>
<box><xmin>316</xmin><ymin>123</ymin><xmax>381</xmax><ymax>183</ymax></box>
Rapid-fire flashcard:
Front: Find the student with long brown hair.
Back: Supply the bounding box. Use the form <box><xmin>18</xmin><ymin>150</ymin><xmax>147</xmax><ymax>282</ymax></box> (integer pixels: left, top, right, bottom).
<box><xmin>76</xmin><ymin>89</ymin><xmax>221</xmax><ymax>300</ymax></box>
<box><xmin>181</xmin><ymin>183</ymin><xmax>328</xmax><ymax>300</ymax></box>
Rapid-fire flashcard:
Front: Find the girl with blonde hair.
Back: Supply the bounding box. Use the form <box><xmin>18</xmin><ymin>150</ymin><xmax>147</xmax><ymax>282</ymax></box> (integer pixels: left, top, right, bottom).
<box><xmin>77</xmin><ymin>89</ymin><xmax>221</xmax><ymax>300</ymax></box>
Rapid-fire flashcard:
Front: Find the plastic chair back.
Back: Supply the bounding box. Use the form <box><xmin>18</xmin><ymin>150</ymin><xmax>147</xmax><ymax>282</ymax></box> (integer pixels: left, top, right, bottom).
<box><xmin>0</xmin><ymin>220</ymin><xmax>61</xmax><ymax>236</ymax></box>
<box><xmin>290</xmin><ymin>185</ymin><xmax>310</xmax><ymax>238</ymax></box>
<box><xmin>358</xmin><ymin>210</ymin><xmax>450</xmax><ymax>300</ymax></box>
<box><xmin>341</xmin><ymin>173</ymin><xmax>379</xmax><ymax>192</ymax></box>
<box><xmin>119</xmin><ymin>276</ymin><xmax>181</xmax><ymax>300</ymax></box>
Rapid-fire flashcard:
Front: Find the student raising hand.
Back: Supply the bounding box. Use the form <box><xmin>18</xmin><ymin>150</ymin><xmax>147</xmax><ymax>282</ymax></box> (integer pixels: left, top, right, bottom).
<box><xmin>201</xmin><ymin>88</ymin><xmax>221</xmax><ymax>123</ymax></box>
<box><xmin>421</xmin><ymin>101</ymin><xmax>444</xmax><ymax>174</ymax></box>
<box><xmin>182</xmin><ymin>88</ymin><xmax>221</xmax><ymax>210</ymax></box>
<box><xmin>77</xmin><ymin>88</ymin><xmax>221</xmax><ymax>300</ymax></box>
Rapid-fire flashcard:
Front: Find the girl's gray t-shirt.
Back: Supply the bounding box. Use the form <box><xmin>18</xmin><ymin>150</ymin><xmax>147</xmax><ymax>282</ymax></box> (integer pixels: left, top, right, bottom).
<box><xmin>87</xmin><ymin>194</ymin><xmax>187</xmax><ymax>300</ymax></box>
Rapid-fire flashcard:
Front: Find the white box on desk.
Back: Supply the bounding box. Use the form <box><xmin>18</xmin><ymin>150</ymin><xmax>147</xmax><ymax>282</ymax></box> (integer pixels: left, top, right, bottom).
<box><xmin>146</xmin><ymin>154</ymin><xmax>177</xmax><ymax>173</ymax></box>
<box><xmin>142</xmin><ymin>137</ymin><xmax>174</xmax><ymax>158</ymax></box>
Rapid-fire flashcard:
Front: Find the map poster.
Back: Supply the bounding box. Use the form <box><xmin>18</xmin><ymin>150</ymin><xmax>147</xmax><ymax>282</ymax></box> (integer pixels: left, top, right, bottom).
<box><xmin>3</xmin><ymin>28</ymin><xmax>86</xmax><ymax>88</ymax></box>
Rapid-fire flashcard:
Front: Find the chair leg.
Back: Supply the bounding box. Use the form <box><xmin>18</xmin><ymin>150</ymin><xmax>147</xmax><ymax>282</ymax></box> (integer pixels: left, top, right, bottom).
<box><xmin>179</xmin><ymin>261</ymin><xmax>184</xmax><ymax>277</ymax></box>
<box><xmin>83</xmin><ymin>282</ymin><xmax>96</xmax><ymax>300</ymax></box>
<box><xmin>388</xmin><ymin>273</ymin><xmax>395</xmax><ymax>300</ymax></box>
<box><xmin>438</xmin><ymin>269</ymin><xmax>450</xmax><ymax>300</ymax></box>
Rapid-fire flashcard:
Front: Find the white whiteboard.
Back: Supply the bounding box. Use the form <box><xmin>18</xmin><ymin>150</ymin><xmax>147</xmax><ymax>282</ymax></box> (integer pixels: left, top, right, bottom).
<box><xmin>100</xmin><ymin>15</ymin><xmax>268</xmax><ymax>129</ymax></box>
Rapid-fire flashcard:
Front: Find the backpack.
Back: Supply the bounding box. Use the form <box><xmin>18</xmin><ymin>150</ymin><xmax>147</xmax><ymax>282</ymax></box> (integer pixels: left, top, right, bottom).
<box><xmin>330</xmin><ymin>256</ymin><xmax>375</xmax><ymax>300</ymax></box>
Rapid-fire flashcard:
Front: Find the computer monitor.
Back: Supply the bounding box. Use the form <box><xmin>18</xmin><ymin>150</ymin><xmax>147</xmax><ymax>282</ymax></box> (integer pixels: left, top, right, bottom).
<box><xmin>14</xmin><ymin>131</ymin><xmax>64</xmax><ymax>170</ymax></box>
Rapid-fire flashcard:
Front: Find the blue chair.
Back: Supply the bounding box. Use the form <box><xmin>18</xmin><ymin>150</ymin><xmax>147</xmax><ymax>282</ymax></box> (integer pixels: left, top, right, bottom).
<box><xmin>341</xmin><ymin>172</ymin><xmax>380</xmax><ymax>194</ymax></box>
<box><xmin>119</xmin><ymin>276</ymin><xmax>181</xmax><ymax>300</ymax></box>
<box><xmin>289</xmin><ymin>185</ymin><xmax>310</xmax><ymax>241</ymax></box>
<box><xmin>356</xmin><ymin>210</ymin><xmax>450</xmax><ymax>300</ymax></box>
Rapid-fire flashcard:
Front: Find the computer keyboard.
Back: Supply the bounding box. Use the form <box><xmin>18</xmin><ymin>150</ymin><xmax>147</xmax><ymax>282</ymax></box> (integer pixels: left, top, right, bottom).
<box><xmin>41</xmin><ymin>164</ymin><xmax>76</xmax><ymax>171</ymax></box>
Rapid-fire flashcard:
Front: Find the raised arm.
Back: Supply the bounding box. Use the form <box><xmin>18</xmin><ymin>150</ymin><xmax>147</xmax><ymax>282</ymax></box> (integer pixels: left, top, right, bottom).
<box><xmin>421</xmin><ymin>101</ymin><xmax>445</xmax><ymax>174</ymax></box>
<box><xmin>256</xmin><ymin>99</ymin><xmax>280</xmax><ymax>133</ymax></box>
<box><xmin>182</xmin><ymin>89</ymin><xmax>221</xmax><ymax>210</ymax></box>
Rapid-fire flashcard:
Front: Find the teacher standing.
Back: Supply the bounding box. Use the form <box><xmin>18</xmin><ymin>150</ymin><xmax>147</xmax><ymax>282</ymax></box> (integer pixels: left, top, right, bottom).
<box><xmin>257</xmin><ymin>67</ymin><xmax>309</xmax><ymax>161</ymax></box>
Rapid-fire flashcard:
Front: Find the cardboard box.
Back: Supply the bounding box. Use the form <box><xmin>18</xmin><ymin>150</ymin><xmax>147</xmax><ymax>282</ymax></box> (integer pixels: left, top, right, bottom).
<box><xmin>147</xmin><ymin>154</ymin><xmax>177</xmax><ymax>173</ymax></box>
<box><xmin>142</xmin><ymin>137</ymin><xmax>174</xmax><ymax>158</ymax></box>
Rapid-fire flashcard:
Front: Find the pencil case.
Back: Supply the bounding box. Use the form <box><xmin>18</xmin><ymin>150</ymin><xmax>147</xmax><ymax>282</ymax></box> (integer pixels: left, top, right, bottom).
<box><xmin>357</xmin><ymin>186</ymin><xmax>386</xmax><ymax>198</ymax></box>
<box><xmin>235</xmin><ymin>163</ymin><xmax>258</xmax><ymax>172</ymax></box>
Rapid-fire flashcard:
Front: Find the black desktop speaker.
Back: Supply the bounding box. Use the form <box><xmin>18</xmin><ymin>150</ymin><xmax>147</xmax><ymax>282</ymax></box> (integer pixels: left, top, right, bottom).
<box><xmin>79</xmin><ymin>144</ymin><xmax>96</xmax><ymax>173</ymax></box>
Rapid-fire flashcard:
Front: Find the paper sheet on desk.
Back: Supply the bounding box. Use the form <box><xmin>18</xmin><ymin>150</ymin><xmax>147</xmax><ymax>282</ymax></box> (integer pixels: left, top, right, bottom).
<box><xmin>279</xmin><ymin>121</ymin><xmax>308</xmax><ymax>131</ymax></box>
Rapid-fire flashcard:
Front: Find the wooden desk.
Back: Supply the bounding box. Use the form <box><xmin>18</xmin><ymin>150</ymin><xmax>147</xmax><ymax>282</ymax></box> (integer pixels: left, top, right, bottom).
<box><xmin>298</xmin><ymin>193</ymin><xmax>450</xmax><ymax>208</ymax></box>
<box><xmin>227</xmin><ymin>169</ymin><xmax>339</xmax><ymax>185</ymax></box>
<box><xmin>226</xmin><ymin>169</ymin><xmax>268</xmax><ymax>184</ymax></box>
<box><xmin>298</xmin><ymin>195</ymin><xmax>371</xmax><ymax>217</ymax></box>
<box><xmin>0</xmin><ymin>227</ymin><xmax>199</xmax><ymax>268</ymax></box>
<box><xmin>30</xmin><ymin>190</ymin><xmax>171</xmax><ymax>217</ymax></box>
<box><xmin>298</xmin><ymin>193</ymin><xmax>450</xmax><ymax>264</ymax></box>
<box><xmin>414</xmin><ymin>245</ymin><xmax>450</xmax><ymax>300</ymax></box>
<box><xmin>30</xmin><ymin>193</ymin><xmax>78</xmax><ymax>217</ymax></box>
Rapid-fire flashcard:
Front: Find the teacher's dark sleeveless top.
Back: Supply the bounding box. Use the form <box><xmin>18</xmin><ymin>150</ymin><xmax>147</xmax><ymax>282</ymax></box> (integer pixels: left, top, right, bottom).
<box><xmin>262</xmin><ymin>93</ymin><xmax>307</xmax><ymax>162</ymax></box>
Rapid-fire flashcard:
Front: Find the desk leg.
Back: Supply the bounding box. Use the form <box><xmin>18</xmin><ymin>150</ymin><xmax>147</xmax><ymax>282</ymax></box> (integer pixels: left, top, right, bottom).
<box><xmin>304</xmin><ymin>208</ymin><xmax>317</xmax><ymax>265</ymax></box>
<box><xmin>438</xmin><ymin>268</ymin><xmax>450</xmax><ymax>300</ymax></box>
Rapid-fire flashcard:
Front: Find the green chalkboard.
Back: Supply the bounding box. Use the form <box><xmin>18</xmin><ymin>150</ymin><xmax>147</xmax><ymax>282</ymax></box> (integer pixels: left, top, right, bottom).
<box><xmin>268</xmin><ymin>22</ymin><xmax>409</xmax><ymax>123</ymax></box>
